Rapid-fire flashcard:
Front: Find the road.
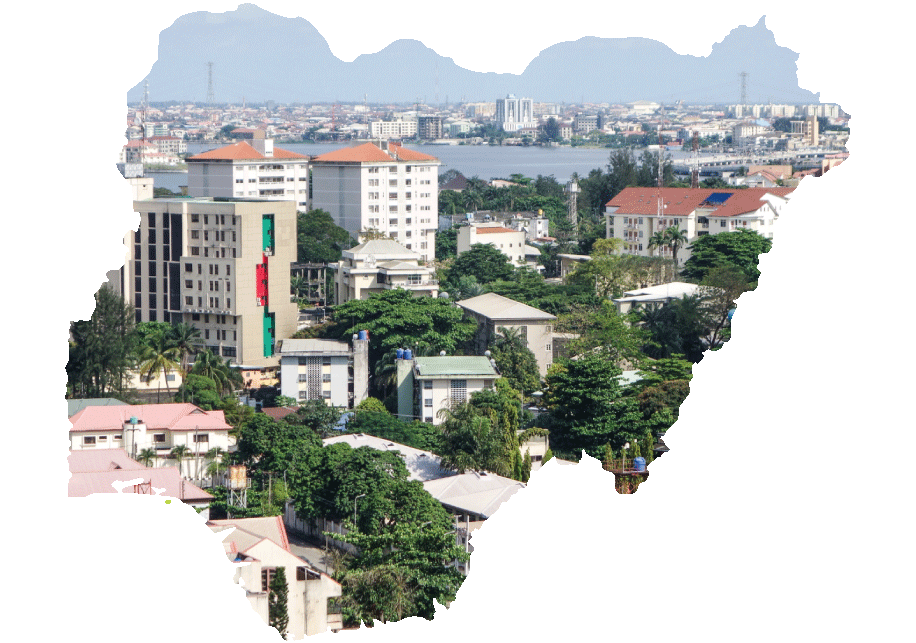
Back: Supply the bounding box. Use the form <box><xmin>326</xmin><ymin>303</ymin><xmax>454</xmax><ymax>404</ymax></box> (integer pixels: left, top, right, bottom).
<box><xmin>286</xmin><ymin>531</ymin><xmax>338</xmax><ymax>575</ymax></box>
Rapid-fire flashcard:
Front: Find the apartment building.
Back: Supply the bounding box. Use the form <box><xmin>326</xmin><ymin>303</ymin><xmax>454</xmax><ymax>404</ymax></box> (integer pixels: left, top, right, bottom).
<box><xmin>186</xmin><ymin>134</ymin><xmax>310</xmax><ymax>211</ymax></box>
<box><xmin>129</xmin><ymin>197</ymin><xmax>297</xmax><ymax>367</ymax></box>
<box><xmin>604</xmin><ymin>187</ymin><xmax>795</xmax><ymax>267</ymax></box>
<box><xmin>333</xmin><ymin>238</ymin><xmax>439</xmax><ymax>304</ymax></box>
<box><xmin>396</xmin><ymin>355</ymin><xmax>499</xmax><ymax>425</ymax></box>
<box><xmin>369</xmin><ymin>118</ymin><xmax>418</xmax><ymax>139</ymax></box>
<box><xmin>456</xmin><ymin>293</ymin><xmax>556</xmax><ymax>378</ymax></box>
<box><xmin>278</xmin><ymin>336</ymin><xmax>369</xmax><ymax>408</ymax></box>
<box><xmin>310</xmin><ymin>142</ymin><xmax>440</xmax><ymax>261</ymax></box>
<box><xmin>417</xmin><ymin>115</ymin><xmax>443</xmax><ymax>139</ymax></box>
<box><xmin>457</xmin><ymin>224</ymin><xmax>527</xmax><ymax>266</ymax></box>
<box><xmin>147</xmin><ymin>135</ymin><xmax>188</xmax><ymax>156</ymax></box>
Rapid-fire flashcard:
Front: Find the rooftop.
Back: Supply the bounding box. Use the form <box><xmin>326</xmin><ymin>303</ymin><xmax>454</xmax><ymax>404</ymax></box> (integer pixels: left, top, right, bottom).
<box><xmin>606</xmin><ymin>187</ymin><xmax>794</xmax><ymax>217</ymax></box>
<box><xmin>422</xmin><ymin>471</ymin><xmax>525</xmax><ymax>519</ymax></box>
<box><xmin>280</xmin><ymin>339</ymin><xmax>351</xmax><ymax>355</ymax></box>
<box><xmin>311</xmin><ymin>142</ymin><xmax>439</xmax><ymax>164</ymax></box>
<box><xmin>322</xmin><ymin>433</ymin><xmax>452</xmax><ymax>482</ymax></box>
<box><xmin>67</xmin><ymin>397</ymin><xmax>128</xmax><ymax>418</ymax></box>
<box><xmin>68</xmin><ymin>466</ymin><xmax>213</xmax><ymax>503</ymax></box>
<box><xmin>69</xmin><ymin>403</ymin><xmax>232</xmax><ymax>433</ymax></box>
<box><xmin>413</xmin><ymin>356</ymin><xmax>498</xmax><ymax>378</ymax></box>
<box><xmin>187</xmin><ymin>140</ymin><xmax>307</xmax><ymax>161</ymax></box>
<box><xmin>457</xmin><ymin>292</ymin><xmax>556</xmax><ymax>321</ymax></box>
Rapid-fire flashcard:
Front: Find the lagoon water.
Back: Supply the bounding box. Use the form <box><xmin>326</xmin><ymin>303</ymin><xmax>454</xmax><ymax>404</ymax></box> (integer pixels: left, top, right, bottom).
<box><xmin>148</xmin><ymin>142</ymin><xmax>695</xmax><ymax>193</ymax></box>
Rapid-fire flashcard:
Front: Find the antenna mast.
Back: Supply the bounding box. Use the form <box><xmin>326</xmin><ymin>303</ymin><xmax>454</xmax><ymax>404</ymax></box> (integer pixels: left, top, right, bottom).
<box><xmin>207</xmin><ymin>62</ymin><xmax>215</xmax><ymax>116</ymax></box>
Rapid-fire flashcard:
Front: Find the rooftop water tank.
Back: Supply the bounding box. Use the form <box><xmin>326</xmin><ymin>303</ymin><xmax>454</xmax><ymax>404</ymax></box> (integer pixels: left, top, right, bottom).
<box><xmin>404</xmin><ymin>349</ymin><xmax>413</xmax><ymax>360</ymax></box>
<box><xmin>633</xmin><ymin>457</ymin><xmax>647</xmax><ymax>472</ymax></box>
<box><xmin>359</xmin><ymin>330</ymin><xmax>369</xmax><ymax>340</ymax></box>
<box><xmin>396</xmin><ymin>348</ymin><xmax>404</xmax><ymax>360</ymax></box>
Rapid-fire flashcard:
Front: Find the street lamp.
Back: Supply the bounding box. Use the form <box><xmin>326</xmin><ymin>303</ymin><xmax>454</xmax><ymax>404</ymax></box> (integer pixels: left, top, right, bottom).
<box><xmin>353</xmin><ymin>493</ymin><xmax>366</xmax><ymax>523</ymax></box>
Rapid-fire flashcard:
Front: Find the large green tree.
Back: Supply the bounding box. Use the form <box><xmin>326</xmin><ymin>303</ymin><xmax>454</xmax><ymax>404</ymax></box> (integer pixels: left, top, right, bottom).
<box><xmin>297</xmin><ymin>209</ymin><xmax>353</xmax><ymax>263</ymax></box>
<box><xmin>543</xmin><ymin>350</ymin><xmax>650</xmax><ymax>456</ymax></box>
<box><xmin>327</xmin><ymin>289</ymin><xmax>477</xmax><ymax>370</ymax></box>
<box><xmin>235</xmin><ymin>413</ymin><xmax>323</xmax><ymax>482</ymax></box>
<box><xmin>449</xmin><ymin>243</ymin><xmax>515</xmax><ymax>284</ymax></box>
<box><xmin>681</xmin><ymin>228</ymin><xmax>773</xmax><ymax>282</ymax></box>
<box><xmin>67</xmin><ymin>285</ymin><xmax>137</xmax><ymax>398</ymax></box>
<box><xmin>488</xmin><ymin>326</ymin><xmax>541</xmax><ymax>395</ymax></box>
<box><xmin>136</xmin><ymin>327</ymin><xmax>181</xmax><ymax>403</ymax></box>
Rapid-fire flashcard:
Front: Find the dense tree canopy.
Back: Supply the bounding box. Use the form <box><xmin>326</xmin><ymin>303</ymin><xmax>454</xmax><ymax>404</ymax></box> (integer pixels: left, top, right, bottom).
<box><xmin>681</xmin><ymin>228</ymin><xmax>773</xmax><ymax>282</ymax></box>
<box><xmin>488</xmin><ymin>326</ymin><xmax>541</xmax><ymax>395</ymax></box>
<box><xmin>449</xmin><ymin>243</ymin><xmax>515</xmax><ymax>284</ymax></box>
<box><xmin>297</xmin><ymin>209</ymin><xmax>353</xmax><ymax>263</ymax></box>
<box><xmin>543</xmin><ymin>350</ymin><xmax>650</xmax><ymax>457</ymax></box>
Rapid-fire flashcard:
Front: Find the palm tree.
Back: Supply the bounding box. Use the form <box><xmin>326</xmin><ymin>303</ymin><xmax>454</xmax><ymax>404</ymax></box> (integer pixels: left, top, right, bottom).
<box><xmin>647</xmin><ymin>231</ymin><xmax>668</xmax><ymax>259</ymax></box>
<box><xmin>169</xmin><ymin>323</ymin><xmax>202</xmax><ymax>375</ymax></box>
<box><xmin>190</xmin><ymin>349</ymin><xmax>227</xmax><ymax>391</ymax></box>
<box><xmin>137</xmin><ymin>447</ymin><xmax>157</xmax><ymax>468</ymax></box>
<box><xmin>137</xmin><ymin>329</ymin><xmax>181</xmax><ymax>403</ymax></box>
<box><xmin>205</xmin><ymin>446</ymin><xmax>225</xmax><ymax>483</ymax></box>
<box><xmin>664</xmin><ymin>227</ymin><xmax>689</xmax><ymax>277</ymax></box>
<box><xmin>170</xmin><ymin>444</ymin><xmax>191</xmax><ymax>477</ymax></box>
<box><xmin>221</xmin><ymin>358</ymin><xmax>245</xmax><ymax>394</ymax></box>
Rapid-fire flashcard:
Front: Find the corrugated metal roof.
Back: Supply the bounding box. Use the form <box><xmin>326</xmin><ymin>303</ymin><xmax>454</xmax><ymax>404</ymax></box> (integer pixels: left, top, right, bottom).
<box><xmin>280</xmin><ymin>339</ymin><xmax>350</xmax><ymax>355</ymax></box>
<box><xmin>322</xmin><ymin>433</ymin><xmax>453</xmax><ymax>482</ymax></box>
<box><xmin>422</xmin><ymin>471</ymin><xmax>525</xmax><ymax>518</ymax></box>
<box><xmin>208</xmin><ymin>516</ymin><xmax>291</xmax><ymax>553</ymax></box>
<box><xmin>69</xmin><ymin>403</ymin><xmax>232</xmax><ymax>433</ymax></box>
<box><xmin>67</xmin><ymin>398</ymin><xmax>128</xmax><ymax>417</ymax></box>
<box><xmin>457</xmin><ymin>293</ymin><xmax>556</xmax><ymax>321</ymax></box>
<box><xmin>68</xmin><ymin>448</ymin><xmax>145</xmax><ymax>473</ymax></box>
<box><xmin>414</xmin><ymin>356</ymin><xmax>498</xmax><ymax>378</ymax></box>
<box><xmin>346</xmin><ymin>238</ymin><xmax>418</xmax><ymax>257</ymax></box>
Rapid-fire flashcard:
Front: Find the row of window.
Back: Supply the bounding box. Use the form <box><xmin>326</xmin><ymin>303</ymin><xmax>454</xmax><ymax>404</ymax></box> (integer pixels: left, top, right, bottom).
<box><xmin>190</xmin><ymin>214</ymin><xmax>236</xmax><ymax>226</ymax></box>
<box><xmin>81</xmin><ymin>433</ymin><xmax>209</xmax><ymax>445</ymax></box>
<box><xmin>184</xmin><ymin>295</ymin><xmax>232</xmax><ymax>309</ymax></box>
<box><xmin>190</xmin><ymin>247</ymin><xmax>237</xmax><ymax>258</ymax></box>
<box><xmin>183</xmin><ymin>279</ymin><xmax>232</xmax><ymax>293</ymax></box>
<box><xmin>190</xmin><ymin>230</ymin><xmax>236</xmax><ymax>243</ymax></box>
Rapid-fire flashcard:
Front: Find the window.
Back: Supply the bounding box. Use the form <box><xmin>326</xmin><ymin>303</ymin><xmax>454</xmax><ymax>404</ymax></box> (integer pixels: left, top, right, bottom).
<box><xmin>322</xmin><ymin>390</ymin><xmax>331</xmax><ymax>399</ymax></box>
<box><xmin>83</xmin><ymin>436</ymin><xmax>96</xmax><ymax>446</ymax></box>
<box><xmin>193</xmin><ymin>434</ymin><xmax>209</xmax><ymax>443</ymax></box>
<box><xmin>261</xmin><ymin>568</ymin><xmax>277</xmax><ymax>593</ymax></box>
<box><xmin>546</xmin><ymin>344</ymin><xmax>552</xmax><ymax>351</ymax></box>
<box><xmin>153</xmin><ymin>434</ymin><xmax>166</xmax><ymax>443</ymax></box>
<box><xmin>185</xmin><ymin>296</ymin><xmax>193</xmax><ymax>305</ymax></box>
<box><xmin>191</xmin><ymin>247</ymin><xmax>199</xmax><ymax>256</ymax></box>
<box><xmin>322</xmin><ymin>356</ymin><xmax>332</xmax><ymax>366</ymax></box>
<box><xmin>322</xmin><ymin>374</ymin><xmax>331</xmax><ymax>382</ymax></box>
<box><xmin>191</xmin><ymin>214</ymin><xmax>199</xmax><ymax>223</ymax></box>
<box><xmin>191</xmin><ymin>230</ymin><xmax>199</xmax><ymax>239</ymax></box>
<box><xmin>720</xmin><ymin>220</ymin><xmax>726</xmax><ymax>227</ymax></box>
<box><xmin>424</xmin><ymin>398</ymin><xmax>433</xmax><ymax>407</ymax></box>
<box><xmin>423</xmin><ymin>380</ymin><xmax>433</xmax><ymax>390</ymax></box>
<box><xmin>450</xmin><ymin>380</ymin><xmax>467</xmax><ymax>404</ymax></box>
<box><xmin>185</xmin><ymin>280</ymin><xmax>192</xmax><ymax>288</ymax></box>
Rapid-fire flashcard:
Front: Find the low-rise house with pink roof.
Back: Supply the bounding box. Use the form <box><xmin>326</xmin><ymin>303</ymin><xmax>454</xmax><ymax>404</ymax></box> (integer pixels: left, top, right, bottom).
<box><xmin>68</xmin><ymin>403</ymin><xmax>232</xmax><ymax>479</ymax></box>
<box><xmin>209</xmin><ymin>517</ymin><xmax>343</xmax><ymax>637</ymax></box>
<box><xmin>68</xmin><ymin>448</ymin><xmax>213</xmax><ymax>518</ymax></box>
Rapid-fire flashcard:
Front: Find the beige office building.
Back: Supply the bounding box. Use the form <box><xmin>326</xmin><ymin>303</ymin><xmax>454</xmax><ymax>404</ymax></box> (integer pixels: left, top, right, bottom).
<box><xmin>128</xmin><ymin>197</ymin><xmax>297</xmax><ymax>367</ymax></box>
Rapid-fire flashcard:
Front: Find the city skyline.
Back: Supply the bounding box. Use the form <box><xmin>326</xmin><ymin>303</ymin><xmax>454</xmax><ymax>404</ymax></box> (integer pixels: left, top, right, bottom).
<box><xmin>128</xmin><ymin>7</ymin><xmax>819</xmax><ymax>106</ymax></box>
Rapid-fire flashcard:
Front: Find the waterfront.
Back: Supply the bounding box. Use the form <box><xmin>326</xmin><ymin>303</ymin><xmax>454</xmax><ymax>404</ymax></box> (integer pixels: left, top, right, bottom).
<box><xmin>150</xmin><ymin>142</ymin><xmax>688</xmax><ymax>193</ymax></box>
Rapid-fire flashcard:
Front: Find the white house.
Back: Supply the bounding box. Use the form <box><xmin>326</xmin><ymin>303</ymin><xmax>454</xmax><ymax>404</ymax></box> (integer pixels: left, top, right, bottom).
<box><xmin>457</xmin><ymin>224</ymin><xmax>527</xmax><ymax>267</ymax></box>
<box><xmin>612</xmin><ymin>281</ymin><xmax>702</xmax><ymax>314</ymax></box>
<box><xmin>68</xmin><ymin>403</ymin><xmax>232</xmax><ymax>479</ymax></box>
<box><xmin>333</xmin><ymin>238</ymin><xmax>438</xmax><ymax>304</ymax></box>
<box><xmin>396</xmin><ymin>355</ymin><xmax>499</xmax><ymax>425</ymax></box>
<box><xmin>209</xmin><ymin>516</ymin><xmax>343</xmax><ymax>637</ymax></box>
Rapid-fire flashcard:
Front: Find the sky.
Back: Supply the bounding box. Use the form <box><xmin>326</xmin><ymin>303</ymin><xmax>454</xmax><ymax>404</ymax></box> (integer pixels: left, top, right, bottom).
<box><xmin>124</xmin><ymin>9</ymin><xmax>819</xmax><ymax>105</ymax></box>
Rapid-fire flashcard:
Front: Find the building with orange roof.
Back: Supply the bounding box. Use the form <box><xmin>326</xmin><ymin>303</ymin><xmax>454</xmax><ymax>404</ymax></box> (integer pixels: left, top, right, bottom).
<box><xmin>310</xmin><ymin>141</ymin><xmax>440</xmax><ymax>262</ymax></box>
<box><xmin>457</xmin><ymin>223</ymin><xmax>527</xmax><ymax>266</ymax></box>
<box><xmin>605</xmin><ymin>187</ymin><xmax>794</xmax><ymax>268</ymax></box>
<box><xmin>186</xmin><ymin>133</ymin><xmax>310</xmax><ymax>211</ymax></box>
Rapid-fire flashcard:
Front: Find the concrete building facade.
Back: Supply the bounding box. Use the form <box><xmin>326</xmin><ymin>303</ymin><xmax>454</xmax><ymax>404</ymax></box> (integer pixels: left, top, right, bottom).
<box><xmin>396</xmin><ymin>355</ymin><xmax>499</xmax><ymax>424</ymax></box>
<box><xmin>457</xmin><ymin>224</ymin><xmax>527</xmax><ymax>267</ymax></box>
<box><xmin>333</xmin><ymin>238</ymin><xmax>439</xmax><ymax>304</ymax></box>
<box><xmin>604</xmin><ymin>187</ymin><xmax>794</xmax><ymax>267</ymax></box>
<box><xmin>129</xmin><ymin>197</ymin><xmax>297</xmax><ymax>367</ymax></box>
<box><xmin>310</xmin><ymin>142</ymin><xmax>440</xmax><ymax>262</ymax></box>
<box><xmin>456</xmin><ymin>293</ymin><xmax>556</xmax><ymax>378</ymax></box>
<box><xmin>495</xmin><ymin>94</ymin><xmax>534</xmax><ymax>132</ymax></box>
<box><xmin>186</xmin><ymin>136</ymin><xmax>310</xmax><ymax>211</ymax></box>
<box><xmin>278</xmin><ymin>337</ymin><xmax>369</xmax><ymax>408</ymax></box>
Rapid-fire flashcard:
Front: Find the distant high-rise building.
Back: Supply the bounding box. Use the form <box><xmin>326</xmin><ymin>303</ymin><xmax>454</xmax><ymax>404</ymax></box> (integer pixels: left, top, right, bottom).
<box><xmin>417</xmin><ymin>115</ymin><xmax>443</xmax><ymax>140</ymax></box>
<box><xmin>495</xmin><ymin>94</ymin><xmax>534</xmax><ymax>132</ymax></box>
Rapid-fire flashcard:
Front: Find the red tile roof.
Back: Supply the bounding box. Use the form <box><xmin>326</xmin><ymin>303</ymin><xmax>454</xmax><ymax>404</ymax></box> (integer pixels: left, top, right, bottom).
<box><xmin>69</xmin><ymin>403</ymin><xmax>232</xmax><ymax>433</ymax></box>
<box><xmin>606</xmin><ymin>187</ymin><xmax>794</xmax><ymax>218</ymax></box>
<box><xmin>475</xmin><ymin>226</ymin><xmax>521</xmax><ymax>234</ymax></box>
<box><xmin>311</xmin><ymin>142</ymin><xmax>439</xmax><ymax>163</ymax></box>
<box><xmin>187</xmin><ymin>140</ymin><xmax>307</xmax><ymax>161</ymax></box>
<box><xmin>262</xmin><ymin>407</ymin><xmax>298</xmax><ymax>421</ymax></box>
<box><xmin>68</xmin><ymin>466</ymin><xmax>213</xmax><ymax>503</ymax></box>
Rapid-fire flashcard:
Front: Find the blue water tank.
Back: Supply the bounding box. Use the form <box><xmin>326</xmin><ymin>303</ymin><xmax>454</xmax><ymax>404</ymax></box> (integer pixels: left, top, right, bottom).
<box><xmin>396</xmin><ymin>348</ymin><xmax>404</xmax><ymax>360</ymax></box>
<box><xmin>404</xmin><ymin>349</ymin><xmax>413</xmax><ymax>360</ymax></box>
<box><xmin>633</xmin><ymin>457</ymin><xmax>647</xmax><ymax>472</ymax></box>
<box><xmin>358</xmin><ymin>330</ymin><xmax>368</xmax><ymax>341</ymax></box>
<box><xmin>727</xmin><ymin>308</ymin><xmax>736</xmax><ymax>321</ymax></box>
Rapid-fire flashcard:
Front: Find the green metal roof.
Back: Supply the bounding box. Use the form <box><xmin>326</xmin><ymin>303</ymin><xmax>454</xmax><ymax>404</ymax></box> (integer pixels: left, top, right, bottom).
<box><xmin>414</xmin><ymin>356</ymin><xmax>498</xmax><ymax>378</ymax></box>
